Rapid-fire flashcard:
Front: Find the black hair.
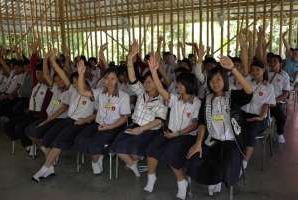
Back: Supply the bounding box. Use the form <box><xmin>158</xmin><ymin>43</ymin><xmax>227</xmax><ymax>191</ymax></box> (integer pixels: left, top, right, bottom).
<box><xmin>203</xmin><ymin>56</ymin><xmax>217</xmax><ymax>65</ymax></box>
<box><xmin>88</xmin><ymin>57</ymin><xmax>97</xmax><ymax>64</ymax></box>
<box><xmin>176</xmin><ymin>72</ymin><xmax>198</xmax><ymax>96</ymax></box>
<box><xmin>174</xmin><ymin>67</ymin><xmax>189</xmax><ymax>75</ymax></box>
<box><xmin>207</xmin><ymin>66</ymin><xmax>230</xmax><ymax>92</ymax></box>
<box><xmin>178</xmin><ymin>58</ymin><xmax>192</xmax><ymax>70</ymax></box>
<box><xmin>144</xmin><ymin>54</ymin><xmax>151</xmax><ymax>61</ymax></box>
<box><xmin>272</xmin><ymin>54</ymin><xmax>282</xmax><ymax>63</ymax></box>
<box><xmin>102</xmin><ymin>66</ymin><xmax>119</xmax><ymax>78</ymax></box>
<box><xmin>35</xmin><ymin>61</ymin><xmax>43</xmax><ymax>71</ymax></box>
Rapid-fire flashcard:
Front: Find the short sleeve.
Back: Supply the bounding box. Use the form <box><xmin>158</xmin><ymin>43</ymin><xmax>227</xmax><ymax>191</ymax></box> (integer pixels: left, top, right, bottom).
<box><xmin>231</xmin><ymin>89</ymin><xmax>253</xmax><ymax>107</ymax></box>
<box><xmin>119</xmin><ymin>92</ymin><xmax>131</xmax><ymax>116</ymax></box>
<box><xmin>154</xmin><ymin>103</ymin><xmax>168</xmax><ymax>120</ymax></box>
<box><xmin>282</xmin><ymin>76</ymin><xmax>291</xmax><ymax>91</ymax></box>
<box><xmin>129</xmin><ymin>81</ymin><xmax>145</xmax><ymax>96</ymax></box>
<box><xmin>168</xmin><ymin>93</ymin><xmax>178</xmax><ymax>108</ymax></box>
<box><xmin>192</xmin><ymin>99</ymin><xmax>201</xmax><ymax>120</ymax></box>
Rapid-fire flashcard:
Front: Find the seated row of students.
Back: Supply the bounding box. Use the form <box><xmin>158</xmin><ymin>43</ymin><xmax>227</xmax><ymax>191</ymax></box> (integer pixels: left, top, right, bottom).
<box><xmin>0</xmin><ymin>31</ymin><xmax>293</xmax><ymax>200</ymax></box>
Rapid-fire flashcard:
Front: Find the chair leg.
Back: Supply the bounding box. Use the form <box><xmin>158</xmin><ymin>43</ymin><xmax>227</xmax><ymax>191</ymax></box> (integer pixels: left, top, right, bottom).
<box><xmin>11</xmin><ymin>141</ymin><xmax>15</xmax><ymax>155</ymax></box>
<box><xmin>76</xmin><ymin>152</ymin><xmax>81</xmax><ymax>173</ymax></box>
<box><xmin>115</xmin><ymin>154</ymin><xmax>119</xmax><ymax>179</ymax></box>
<box><xmin>261</xmin><ymin>139</ymin><xmax>265</xmax><ymax>171</ymax></box>
<box><xmin>109</xmin><ymin>153</ymin><xmax>113</xmax><ymax>180</ymax></box>
<box><xmin>81</xmin><ymin>153</ymin><xmax>85</xmax><ymax>164</ymax></box>
<box><xmin>229</xmin><ymin>186</ymin><xmax>234</xmax><ymax>200</ymax></box>
<box><xmin>187</xmin><ymin>177</ymin><xmax>193</xmax><ymax>199</ymax></box>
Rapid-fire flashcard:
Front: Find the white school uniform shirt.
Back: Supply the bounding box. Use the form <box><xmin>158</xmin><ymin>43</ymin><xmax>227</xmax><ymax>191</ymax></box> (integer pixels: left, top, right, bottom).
<box><xmin>130</xmin><ymin>81</ymin><xmax>167</xmax><ymax>130</ymax></box>
<box><xmin>46</xmin><ymin>84</ymin><xmax>69</xmax><ymax>118</ymax></box>
<box><xmin>67</xmin><ymin>85</ymin><xmax>95</xmax><ymax>120</ymax></box>
<box><xmin>268</xmin><ymin>71</ymin><xmax>291</xmax><ymax>98</ymax></box>
<box><xmin>241</xmin><ymin>81</ymin><xmax>276</xmax><ymax>115</ymax></box>
<box><xmin>210</xmin><ymin>96</ymin><xmax>235</xmax><ymax>141</ymax></box>
<box><xmin>92</xmin><ymin>88</ymin><xmax>131</xmax><ymax>125</ymax></box>
<box><xmin>29</xmin><ymin>83</ymin><xmax>48</xmax><ymax>112</ymax></box>
<box><xmin>5</xmin><ymin>72</ymin><xmax>25</xmax><ymax>95</ymax></box>
<box><xmin>167</xmin><ymin>94</ymin><xmax>201</xmax><ymax>136</ymax></box>
<box><xmin>229</xmin><ymin>74</ymin><xmax>252</xmax><ymax>90</ymax></box>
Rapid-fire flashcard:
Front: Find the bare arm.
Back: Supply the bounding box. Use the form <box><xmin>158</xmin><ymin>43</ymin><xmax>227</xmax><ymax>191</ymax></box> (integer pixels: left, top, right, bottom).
<box><xmin>127</xmin><ymin>40</ymin><xmax>139</xmax><ymax>82</ymax></box>
<box><xmin>77</xmin><ymin>59</ymin><xmax>93</xmax><ymax>97</ymax></box>
<box><xmin>187</xmin><ymin>124</ymin><xmax>206</xmax><ymax>159</ymax></box>
<box><xmin>43</xmin><ymin>53</ymin><xmax>54</xmax><ymax>86</ymax></box>
<box><xmin>49</xmin><ymin>52</ymin><xmax>71</xmax><ymax>88</ymax></box>
<box><xmin>99</xmin><ymin>116</ymin><xmax>128</xmax><ymax>131</ymax></box>
<box><xmin>148</xmin><ymin>53</ymin><xmax>170</xmax><ymax>101</ymax></box>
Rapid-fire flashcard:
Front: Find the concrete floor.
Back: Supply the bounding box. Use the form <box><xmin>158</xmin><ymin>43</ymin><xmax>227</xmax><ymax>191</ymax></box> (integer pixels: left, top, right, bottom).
<box><xmin>0</xmin><ymin>100</ymin><xmax>297</xmax><ymax>200</ymax></box>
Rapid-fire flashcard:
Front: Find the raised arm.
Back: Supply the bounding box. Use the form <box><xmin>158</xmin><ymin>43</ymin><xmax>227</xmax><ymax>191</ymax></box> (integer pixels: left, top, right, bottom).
<box><xmin>43</xmin><ymin>52</ymin><xmax>54</xmax><ymax>86</ymax></box>
<box><xmin>188</xmin><ymin>42</ymin><xmax>206</xmax><ymax>83</ymax></box>
<box><xmin>98</xmin><ymin>43</ymin><xmax>108</xmax><ymax>70</ymax></box>
<box><xmin>148</xmin><ymin>53</ymin><xmax>170</xmax><ymax>101</ymax></box>
<box><xmin>282</xmin><ymin>31</ymin><xmax>291</xmax><ymax>58</ymax></box>
<box><xmin>219</xmin><ymin>56</ymin><xmax>253</xmax><ymax>94</ymax></box>
<box><xmin>77</xmin><ymin>59</ymin><xmax>93</xmax><ymax>97</ymax></box>
<box><xmin>238</xmin><ymin>32</ymin><xmax>249</xmax><ymax>76</ymax></box>
<box><xmin>0</xmin><ymin>51</ymin><xmax>11</xmax><ymax>76</ymax></box>
<box><xmin>63</xmin><ymin>46</ymin><xmax>71</xmax><ymax>76</ymax></box>
<box><xmin>127</xmin><ymin>39</ymin><xmax>139</xmax><ymax>82</ymax></box>
<box><xmin>156</xmin><ymin>36</ymin><xmax>164</xmax><ymax>56</ymax></box>
<box><xmin>49</xmin><ymin>51</ymin><xmax>71</xmax><ymax>88</ymax></box>
<box><xmin>178</xmin><ymin>42</ymin><xmax>186</xmax><ymax>59</ymax></box>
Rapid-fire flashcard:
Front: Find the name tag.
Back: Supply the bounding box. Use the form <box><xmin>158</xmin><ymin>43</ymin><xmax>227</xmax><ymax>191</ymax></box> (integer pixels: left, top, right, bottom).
<box><xmin>52</xmin><ymin>99</ymin><xmax>61</xmax><ymax>106</ymax></box>
<box><xmin>104</xmin><ymin>103</ymin><xmax>115</xmax><ymax>111</ymax></box>
<box><xmin>212</xmin><ymin>114</ymin><xmax>224</xmax><ymax>122</ymax></box>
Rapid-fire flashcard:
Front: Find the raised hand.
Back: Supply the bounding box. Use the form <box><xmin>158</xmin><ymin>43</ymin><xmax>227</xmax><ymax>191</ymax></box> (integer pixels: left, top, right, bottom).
<box><xmin>77</xmin><ymin>59</ymin><xmax>86</xmax><ymax>75</ymax></box>
<box><xmin>238</xmin><ymin>32</ymin><xmax>249</xmax><ymax>50</ymax></box>
<box><xmin>282</xmin><ymin>30</ymin><xmax>288</xmax><ymax>38</ymax></box>
<box><xmin>148</xmin><ymin>53</ymin><xmax>160</xmax><ymax>72</ymax></box>
<box><xmin>219</xmin><ymin>55</ymin><xmax>234</xmax><ymax>70</ymax></box>
<box><xmin>128</xmin><ymin>39</ymin><xmax>139</xmax><ymax>60</ymax></box>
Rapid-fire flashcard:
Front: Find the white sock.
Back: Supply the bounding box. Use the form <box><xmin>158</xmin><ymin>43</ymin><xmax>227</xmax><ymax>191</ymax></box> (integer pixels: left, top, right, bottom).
<box><xmin>43</xmin><ymin>166</ymin><xmax>55</xmax><ymax>178</ymax></box>
<box><xmin>215</xmin><ymin>182</ymin><xmax>222</xmax><ymax>193</ymax></box>
<box><xmin>128</xmin><ymin>163</ymin><xmax>140</xmax><ymax>177</ymax></box>
<box><xmin>33</xmin><ymin>166</ymin><xmax>48</xmax><ymax>181</ymax></box>
<box><xmin>243</xmin><ymin>160</ymin><xmax>248</xmax><ymax>170</ymax></box>
<box><xmin>29</xmin><ymin>145</ymin><xmax>35</xmax><ymax>157</ymax></box>
<box><xmin>208</xmin><ymin>184</ymin><xmax>216</xmax><ymax>196</ymax></box>
<box><xmin>176</xmin><ymin>179</ymin><xmax>188</xmax><ymax>200</ymax></box>
<box><xmin>144</xmin><ymin>174</ymin><xmax>157</xmax><ymax>192</ymax></box>
<box><xmin>97</xmin><ymin>156</ymin><xmax>103</xmax><ymax>168</ymax></box>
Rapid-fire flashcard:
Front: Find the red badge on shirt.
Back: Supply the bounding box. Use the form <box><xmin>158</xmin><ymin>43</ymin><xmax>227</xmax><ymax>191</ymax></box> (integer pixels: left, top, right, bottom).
<box><xmin>186</xmin><ymin>112</ymin><xmax>191</xmax><ymax>118</ymax></box>
<box><xmin>112</xmin><ymin>106</ymin><xmax>116</xmax><ymax>111</ymax></box>
<box><xmin>259</xmin><ymin>91</ymin><xmax>263</xmax><ymax>96</ymax></box>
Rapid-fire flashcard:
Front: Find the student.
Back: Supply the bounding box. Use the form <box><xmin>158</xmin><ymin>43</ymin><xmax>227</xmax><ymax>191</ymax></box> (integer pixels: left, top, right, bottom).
<box><xmin>32</xmin><ymin>56</ymin><xmax>95</xmax><ymax>183</ymax></box>
<box><xmin>241</xmin><ymin>60</ymin><xmax>276</xmax><ymax>169</ymax></box>
<box><xmin>186</xmin><ymin>56</ymin><xmax>253</xmax><ymax>196</ymax></box>
<box><xmin>282</xmin><ymin>31</ymin><xmax>298</xmax><ymax>82</ymax></box>
<box><xmin>144</xmin><ymin>53</ymin><xmax>201</xmax><ymax>200</ymax></box>
<box><xmin>4</xmin><ymin>62</ymin><xmax>52</xmax><ymax>153</ymax></box>
<box><xmin>112</xmin><ymin>40</ymin><xmax>167</xmax><ymax>178</ymax></box>
<box><xmin>25</xmin><ymin>51</ymin><xmax>70</xmax><ymax>155</ymax></box>
<box><xmin>73</xmin><ymin>62</ymin><xmax>131</xmax><ymax>175</ymax></box>
<box><xmin>268</xmin><ymin>54</ymin><xmax>291</xmax><ymax>143</ymax></box>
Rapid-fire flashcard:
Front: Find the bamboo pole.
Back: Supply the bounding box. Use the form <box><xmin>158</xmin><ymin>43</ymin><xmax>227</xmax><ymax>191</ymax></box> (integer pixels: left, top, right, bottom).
<box><xmin>170</xmin><ymin>0</ymin><xmax>173</xmax><ymax>53</ymax></box>
<box><xmin>122</xmin><ymin>0</ymin><xmax>125</xmax><ymax>59</ymax></box>
<box><xmin>65</xmin><ymin>0</ymin><xmax>71</xmax><ymax>54</ymax></box>
<box><xmin>39</xmin><ymin>0</ymin><xmax>44</xmax><ymax>54</ymax></box>
<box><xmin>252</xmin><ymin>0</ymin><xmax>257</xmax><ymax>57</ymax></box>
<box><xmin>89</xmin><ymin>1</ymin><xmax>94</xmax><ymax>56</ymax></box>
<box><xmin>109</xmin><ymin>0</ymin><xmax>114</xmax><ymax>60</ymax></box>
<box><xmin>191</xmin><ymin>0</ymin><xmax>194</xmax><ymax>52</ymax></box>
<box><xmin>211</xmin><ymin>0</ymin><xmax>214</xmax><ymax>55</ymax></box>
<box><xmin>98</xmin><ymin>1</ymin><xmax>103</xmax><ymax>49</ymax></box>
<box><xmin>262</xmin><ymin>0</ymin><xmax>267</xmax><ymax>30</ymax></box>
<box><xmin>0</xmin><ymin>2</ymin><xmax>5</xmax><ymax>46</ymax></box>
<box><xmin>74</xmin><ymin>2</ymin><xmax>80</xmax><ymax>56</ymax></box>
<box><xmin>138</xmin><ymin>0</ymin><xmax>142</xmax><ymax>55</ymax></box>
<box><xmin>289</xmin><ymin>0</ymin><xmax>293</xmax><ymax>45</ymax></box>
<box><xmin>34</xmin><ymin>0</ymin><xmax>39</xmax><ymax>46</ymax></box>
<box><xmin>116</xmin><ymin>0</ymin><xmax>120</xmax><ymax>63</ymax></box>
<box><xmin>6</xmin><ymin>0</ymin><xmax>12</xmax><ymax>48</ymax></box>
<box><xmin>220</xmin><ymin>0</ymin><xmax>223</xmax><ymax>55</ymax></box>
<box><xmin>143</xmin><ymin>0</ymin><xmax>146</xmax><ymax>56</ymax></box>
<box><xmin>55</xmin><ymin>0</ymin><xmax>61</xmax><ymax>53</ymax></box>
<box><xmin>199</xmin><ymin>0</ymin><xmax>202</xmax><ymax>44</ymax></box>
<box><xmin>235</xmin><ymin>0</ymin><xmax>240</xmax><ymax>55</ymax></box>
<box><xmin>131</xmin><ymin>0</ymin><xmax>135</xmax><ymax>41</ymax></box>
<box><xmin>279</xmin><ymin>0</ymin><xmax>284</xmax><ymax>55</ymax></box>
<box><xmin>206</xmin><ymin>0</ymin><xmax>210</xmax><ymax>50</ymax></box>
<box><xmin>44</xmin><ymin>0</ymin><xmax>50</xmax><ymax>52</ymax></box>
<box><xmin>104</xmin><ymin>0</ymin><xmax>109</xmax><ymax>60</ymax></box>
<box><xmin>150</xmin><ymin>0</ymin><xmax>154</xmax><ymax>53</ymax></box>
<box><xmin>58</xmin><ymin>0</ymin><xmax>66</xmax><ymax>54</ymax></box>
<box><xmin>183</xmin><ymin>0</ymin><xmax>186</xmax><ymax>56</ymax></box>
<box><xmin>177</xmin><ymin>0</ymin><xmax>180</xmax><ymax>59</ymax></box>
<box><xmin>93</xmin><ymin>0</ymin><xmax>98</xmax><ymax>58</ymax></box>
<box><xmin>156</xmin><ymin>0</ymin><xmax>159</xmax><ymax>45</ymax></box>
<box><xmin>16</xmin><ymin>0</ymin><xmax>23</xmax><ymax>50</ymax></box>
<box><xmin>269</xmin><ymin>0</ymin><xmax>273</xmax><ymax>51</ymax></box>
<box><xmin>162</xmin><ymin>0</ymin><xmax>166</xmax><ymax>51</ymax></box>
<box><xmin>82</xmin><ymin>0</ymin><xmax>89</xmax><ymax>57</ymax></box>
<box><xmin>227</xmin><ymin>0</ymin><xmax>231</xmax><ymax>54</ymax></box>
<box><xmin>69</xmin><ymin>2</ymin><xmax>76</xmax><ymax>58</ymax></box>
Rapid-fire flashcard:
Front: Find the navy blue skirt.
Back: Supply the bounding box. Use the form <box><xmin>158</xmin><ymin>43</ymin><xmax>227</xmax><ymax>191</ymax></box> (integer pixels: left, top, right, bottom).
<box><xmin>25</xmin><ymin>118</ymin><xmax>64</xmax><ymax>139</ymax></box>
<box><xmin>50</xmin><ymin>118</ymin><xmax>88</xmax><ymax>150</ymax></box>
<box><xmin>73</xmin><ymin>123</ymin><xmax>124</xmax><ymax>155</ymax></box>
<box><xmin>111</xmin><ymin>124</ymin><xmax>162</xmax><ymax>157</ymax></box>
<box><xmin>243</xmin><ymin>112</ymin><xmax>266</xmax><ymax>147</ymax></box>
<box><xmin>147</xmin><ymin>134</ymin><xmax>196</xmax><ymax>169</ymax></box>
<box><xmin>186</xmin><ymin>140</ymin><xmax>242</xmax><ymax>186</ymax></box>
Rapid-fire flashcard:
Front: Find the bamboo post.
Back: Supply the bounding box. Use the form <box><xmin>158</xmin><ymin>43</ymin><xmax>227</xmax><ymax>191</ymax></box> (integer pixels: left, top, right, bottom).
<box><xmin>69</xmin><ymin>1</ymin><xmax>75</xmax><ymax>58</ymax></box>
<box><xmin>131</xmin><ymin>0</ymin><xmax>135</xmax><ymax>41</ymax></box>
<box><xmin>177</xmin><ymin>0</ymin><xmax>180</xmax><ymax>59</ymax></box>
<box><xmin>183</xmin><ymin>0</ymin><xmax>186</xmax><ymax>56</ymax></box>
<box><xmin>98</xmin><ymin>0</ymin><xmax>103</xmax><ymax>50</ymax></box>
<box><xmin>5</xmin><ymin>0</ymin><xmax>12</xmax><ymax>48</ymax></box>
<box><xmin>262</xmin><ymin>0</ymin><xmax>267</xmax><ymax>31</ymax></box>
<box><xmin>138</xmin><ymin>0</ymin><xmax>142</xmax><ymax>55</ymax></box>
<box><xmin>252</xmin><ymin>0</ymin><xmax>257</xmax><ymax>57</ymax></box>
<box><xmin>156</xmin><ymin>0</ymin><xmax>160</xmax><ymax>45</ymax></box>
<box><xmin>289</xmin><ymin>0</ymin><xmax>293</xmax><ymax>45</ymax></box>
<box><xmin>227</xmin><ymin>0</ymin><xmax>231</xmax><ymax>55</ymax></box>
<box><xmin>44</xmin><ymin>0</ymin><xmax>50</xmax><ymax>52</ymax></box>
<box><xmin>206</xmin><ymin>0</ymin><xmax>210</xmax><ymax>51</ymax></box>
<box><xmin>191</xmin><ymin>0</ymin><xmax>194</xmax><ymax>52</ymax></box>
<box><xmin>220</xmin><ymin>0</ymin><xmax>223</xmax><ymax>55</ymax></box>
<box><xmin>199</xmin><ymin>0</ymin><xmax>202</xmax><ymax>44</ymax></box>
<box><xmin>65</xmin><ymin>0</ymin><xmax>71</xmax><ymax>55</ymax></box>
<box><xmin>269</xmin><ymin>0</ymin><xmax>273</xmax><ymax>51</ymax></box>
<box><xmin>279</xmin><ymin>0</ymin><xmax>283</xmax><ymax>55</ymax></box>
<box><xmin>162</xmin><ymin>0</ymin><xmax>166</xmax><ymax>52</ymax></box>
<box><xmin>0</xmin><ymin>2</ymin><xmax>5</xmax><ymax>46</ymax></box>
<box><xmin>143</xmin><ymin>0</ymin><xmax>146</xmax><ymax>56</ymax></box>
<box><xmin>83</xmin><ymin>0</ymin><xmax>89</xmax><ymax>57</ymax></box>
<box><xmin>150</xmin><ymin>0</ymin><xmax>154</xmax><ymax>53</ymax></box>
<box><xmin>235</xmin><ymin>0</ymin><xmax>240</xmax><ymax>55</ymax></box>
<box><xmin>170</xmin><ymin>0</ymin><xmax>173</xmax><ymax>53</ymax></box>
<box><xmin>93</xmin><ymin>0</ymin><xmax>98</xmax><ymax>57</ymax></box>
<box><xmin>55</xmin><ymin>0</ymin><xmax>60</xmax><ymax>53</ymax></box>
<box><xmin>38</xmin><ymin>0</ymin><xmax>44</xmax><ymax>53</ymax></box>
<box><xmin>211</xmin><ymin>0</ymin><xmax>214</xmax><ymax>55</ymax></box>
<box><xmin>17</xmin><ymin>0</ymin><xmax>23</xmax><ymax>50</ymax></box>
<box><xmin>104</xmin><ymin>0</ymin><xmax>109</xmax><ymax>60</ymax></box>
<box><xmin>58</xmin><ymin>0</ymin><xmax>66</xmax><ymax>54</ymax></box>
<box><xmin>89</xmin><ymin>1</ymin><xmax>94</xmax><ymax>56</ymax></box>
<box><xmin>109</xmin><ymin>0</ymin><xmax>114</xmax><ymax>60</ymax></box>
<box><xmin>116</xmin><ymin>0</ymin><xmax>120</xmax><ymax>63</ymax></box>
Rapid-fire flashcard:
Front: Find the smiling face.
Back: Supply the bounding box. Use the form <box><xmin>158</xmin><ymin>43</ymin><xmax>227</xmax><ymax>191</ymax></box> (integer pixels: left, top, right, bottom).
<box><xmin>269</xmin><ymin>57</ymin><xmax>281</xmax><ymax>72</ymax></box>
<box><xmin>176</xmin><ymin>82</ymin><xmax>187</xmax><ymax>95</ymax></box>
<box><xmin>143</xmin><ymin>75</ymin><xmax>157</xmax><ymax>94</ymax></box>
<box><xmin>209</xmin><ymin>73</ymin><xmax>225</xmax><ymax>94</ymax></box>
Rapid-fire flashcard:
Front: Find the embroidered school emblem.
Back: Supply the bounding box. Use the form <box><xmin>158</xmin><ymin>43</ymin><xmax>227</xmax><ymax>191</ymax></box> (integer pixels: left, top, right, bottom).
<box><xmin>112</xmin><ymin>106</ymin><xmax>116</xmax><ymax>111</ymax></box>
<box><xmin>82</xmin><ymin>100</ymin><xmax>87</xmax><ymax>105</ymax></box>
<box><xmin>40</xmin><ymin>91</ymin><xmax>44</xmax><ymax>95</ymax></box>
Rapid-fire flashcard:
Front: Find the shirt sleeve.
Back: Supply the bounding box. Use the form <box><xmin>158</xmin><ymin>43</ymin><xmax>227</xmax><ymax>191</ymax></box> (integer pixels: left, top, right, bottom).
<box><xmin>168</xmin><ymin>93</ymin><xmax>178</xmax><ymax>108</ymax></box>
<box><xmin>282</xmin><ymin>75</ymin><xmax>291</xmax><ymax>91</ymax></box>
<box><xmin>119</xmin><ymin>93</ymin><xmax>131</xmax><ymax>116</ymax></box>
<box><xmin>192</xmin><ymin>99</ymin><xmax>201</xmax><ymax>121</ymax></box>
<box><xmin>129</xmin><ymin>80</ymin><xmax>145</xmax><ymax>96</ymax></box>
<box><xmin>231</xmin><ymin>89</ymin><xmax>253</xmax><ymax>107</ymax></box>
<box><xmin>154</xmin><ymin>102</ymin><xmax>168</xmax><ymax>120</ymax></box>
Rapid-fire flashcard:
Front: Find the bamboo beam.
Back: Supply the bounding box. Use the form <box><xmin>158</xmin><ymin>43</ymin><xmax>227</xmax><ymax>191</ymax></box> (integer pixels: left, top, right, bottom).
<box><xmin>279</xmin><ymin>0</ymin><xmax>284</xmax><ymax>55</ymax></box>
<box><xmin>104</xmin><ymin>0</ymin><xmax>108</xmax><ymax>60</ymax></box>
<box><xmin>269</xmin><ymin>0</ymin><xmax>273</xmax><ymax>51</ymax></box>
<box><xmin>170</xmin><ymin>0</ymin><xmax>173</xmax><ymax>53</ymax></box>
<box><xmin>211</xmin><ymin>0</ymin><xmax>214</xmax><ymax>55</ymax></box>
<box><xmin>150</xmin><ymin>0</ymin><xmax>154</xmax><ymax>53</ymax></box>
<box><xmin>235</xmin><ymin>0</ymin><xmax>240</xmax><ymax>55</ymax></box>
<box><xmin>0</xmin><ymin>2</ymin><xmax>5</xmax><ymax>46</ymax></box>
<box><xmin>177</xmin><ymin>0</ymin><xmax>180</xmax><ymax>59</ymax></box>
<box><xmin>93</xmin><ymin>0</ymin><xmax>98</xmax><ymax>58</ymax></box>
<box><xmin>5</xmin><ymin>0</ymin><xmax>12</xmax><ymax>48</ymax></box>
<box><xmin>58</xmin><ymin>0</ymin><xmax>66</xmax><ymax>53</ymax></box>
<box><xmin>199</xmin><ymin>0</ymin><xmax>202</xmax><ymax>44</ymax></box>
<box><xmin>252</xmin><ymin>0</ymin><xmax>257</xmax><ymax>57</ymax></box>
<box><xmin>220</xmin><ymin>0</ymin><xmax>224</xmax><ymax>55</ymax></box>
<box><xmin>289</xmin><ymin>0</ymin><xmax>293</xmax><ymax>45</ymax></box>
<box><xmin>55</xmin><ymin>0</ymin><xmax>60</xmax><ymax>53</ymax></box>
<box><xmin>227</xmin><ymin>0</ymin><xmax>231</xmax><ymax>54</ymax></box>
<box><xmin>109</xmin><ymin>0</ymin><xmax>114</xmax><ymax>60</ymax></box>
<box><xmin>116</xmin><ymin>0</ymin><xmax>120</xmax><ymax>63</ymax></box>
